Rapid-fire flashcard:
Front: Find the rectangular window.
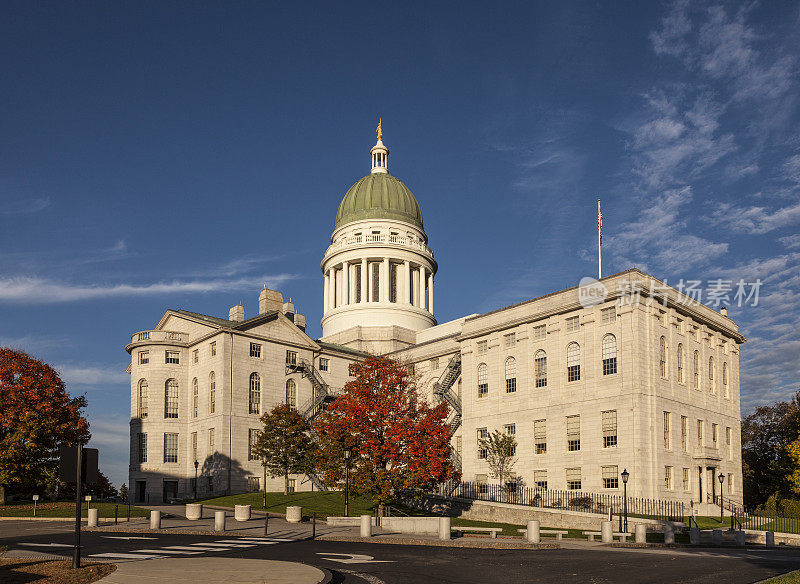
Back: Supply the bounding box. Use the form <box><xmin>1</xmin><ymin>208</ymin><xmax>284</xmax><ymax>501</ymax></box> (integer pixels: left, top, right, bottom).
<box><xmin>533</xmin><ymin>325</ymin><xmax>547</xmax><ymax>340</ymax></box>
<box><xmin>697</xmin><ymin>419</ymin><xmax>704</xmax><ymax>444</ymax></box>
<box><xmin>534</xmin><ymin>470</ymin><xmax>548</xmax><ymax>490</ymax></box>
<box><xmin>504</xmin><ymin>424</ymin><xmax>516</xmax><ymax>455</ymax></box>
<box><xmin>192</xmin><ymin>349</ymin><xmax>199</xmax><ymax>364</ymax></box>
<box><xmin>390</xmin><ymin>263</ymin><xmax>398</xmax><ymax>303</ymax></box>
<box><xmin>728</xmin><ymin>473</ymin><xmax>733</xmax><ymax>494</ymax></box>
<box><xmin>726</xmin><ymin>427</ymin><xmax>732</xmax><ymax>459</ymax></box>
<box><xmin>210</xmin><ymin>341</ymin><xmax>217</xmax><ymax>356</ymax></box>
<box><xmin>137</xmin><ymin>433</ymin><xmax>147</xmax><ymax>463</ymax></box>
<box><xmin>602</xmin><ymin>465</ymin><xmax>619</xmax><ymax>489</ymax></box>
<box><xmin>681</xmin><ymin>416</ymin><xmax>688</xmax><ymax>452</ymax></box>
<box><xmin>534</xmin><ymin>419</ymin><xmax>547</xmax><ymax>454</ymax></box>
<box><xmin>477</xmin><ymin>364</ymin><xmax>488</xmax><ymax>397</ymax></box>
<box><xmin>191</xmin><ymin>432</ymin><xmax>197</xmax><ymax>462</ymax></box>
<box><xmin>664</xmin><ymin>411</ymin><xmax>671</xmax><ymax>450</ymax></box>
<box><xmin>712</xmin><ymin>423</ymin><xmax>719</xmax><ymax>448</ymax></box>
<box><xmin>504</xmin><ymin>333</ymin><xmax>515</xmax><ymax>348</ymax></box>
<box><xmin>430</xmin><ymin>357</ymin><xmax>439</xmax><ymax>370</ymax></box>
<box><xmin>601</xmin><ymin>306</ymin><xmax>616</xmax><ymax>323</ymax></box>
<box><xmin>566</xmin><ymin>415</ymin><xmax>580</xmax><ymax>452</ymax></box>
<box><xmin>682</xmin><ymin>468</ymin><xmax>690</xmax><ymax>491</ymax></box>
<box><xmin>208</xmin><ymin>428</ymin><xmax>215</xmax><ymax>450</ymax></box>
<box><xmin>247</xmin><ymin>477</ymin><xmax>260</xmax><ymax>492</ymax></box>
<box><xmin>354</xmin><ymin>264</ymin><xmax>362</xmax><ymax>303</ymax></box>
<box><xmin>287</xmin><ymin>478</ymin><xmax>296</xmax><ymax>493</ymax></box>
<box><xmin>476</xmin><ymin>474</ymin><xmax>488</xmax><ymax>493</ymax></box>
<box><xmin>477</xmin><ymin>340</ymin><xmax>487</xmax><ymax>354</ymax></box>
<box><xmin>319</xmin><ymin>358</ymin><xmax>329</xmax><ymax>372</ymax></box>
<box><xmin>673</xmin><ymin>317</ymin><xmax>684</xmax><ymax>333</ymax></box>
<box><xmin>664</xmin><ymin>466</ymin><xmax>673</xmax><ymax>490</ymax></box>
<box><xmin>286</xmin><ymin>350</ymin><xmax>297</xmax><ymax>365</ymax></box>
<box><xmin>566</xmin><ymin>467</ymin><xmax>581</xmax><ymax>490</ymax></box>
<box><xmin>248</xmin><ymin>429</ymin><xmax>260</xmax><ymax>461</ymax></box>
<box><xmin>164</xmin><ymin>382</ymin><xmax>179</xmax><ymax>419</ymax></box>
<box><xmin>566</xmin><ymin>316</ymin><xmax>580</xmax><ymax>332</ymax></box>
<box><xmin>534</xmin><ymin>351</ymin><xmax>547</xmax><ymax>388</ymax></box>
<box><xmin>163</xmin><ymin>433</ymin><xmax>178</xmax><ymax>463</ymax></box>
<box><xmin>165</xmin><ymin>351</ymin><xmax>180</xmax><ymax>364</ymax></box>
<box><xmin>477</xmin><ymin>428</ymin><xmax>488</xmax><ymax>459</ymax></box>
<box><xmin>250</xmin><ymin>343</ymin><xmax>261</xmax><ymax>358</ymax></box>
<box><xmin>139</xmin><ymin>351</ymin><xmax>149</xmax><ymax>365</ymax></box>
<box><xmin>138</xmin><ymin>383</ymin><xmax>148</xmax><ymax>419</ymax></box>
<box><xmin>602</xmin><ymin>410</ymin><xmax>617</xmax><ymax>448</ymax></box>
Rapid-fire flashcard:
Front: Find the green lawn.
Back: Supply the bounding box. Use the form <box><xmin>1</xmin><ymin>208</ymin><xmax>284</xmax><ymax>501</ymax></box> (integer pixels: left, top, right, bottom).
<box><xmin>689</xmin><ymin>515</ymin><xmax>736</xmax><ymax>530</ymax></box>
<box><xmin>199</xmin><ymin>491</ymin><xmax>380</xmax><ymax>520</ymax></box>
<box><xmin>0</xmin><ymin>501</ymin><xmax>149</xmax><ymax>518</ymax></box>
<box><xmin>764</xmin><ymin>570</ymin><xmax>800</xmax><ymax>583</ymax></box>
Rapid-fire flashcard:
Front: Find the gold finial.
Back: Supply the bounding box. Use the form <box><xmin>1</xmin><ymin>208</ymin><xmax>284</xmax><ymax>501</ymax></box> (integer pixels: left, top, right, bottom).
<box><xmin>376</xmin><ymin>117</ymin><xmax>382</xmax><ymax>141</ymax></box>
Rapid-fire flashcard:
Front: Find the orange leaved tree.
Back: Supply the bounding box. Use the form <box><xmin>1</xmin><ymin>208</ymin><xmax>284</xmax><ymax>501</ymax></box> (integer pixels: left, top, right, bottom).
<box><xmin>314</xmin><ymin>355</ymin><xmax>459</xmax><ymax>505</ymax></box>
<box><xmin>0</xmin><ymin>348</ymin><xmax>90</xmax><ymax>501</ymax></box>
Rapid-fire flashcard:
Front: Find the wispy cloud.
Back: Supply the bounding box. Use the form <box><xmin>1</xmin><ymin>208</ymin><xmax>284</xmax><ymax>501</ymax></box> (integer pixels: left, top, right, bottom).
<box><xmin>56</xmin><ymin>364</ymin><xmax>130</xmax><ymax>386</ymax></box>
<box><xmin>0</xmin><ymin>274</ymin><xmax>298</xmax><ymax>304</ymax></box>
<box><xmin>709</xmin><ymin>201</ymin><xmax>800</xmax><ymax>234</ymax></box>
<box><xmin>0</xmin><ymin>197</ymin><xmax>51</xmax><ymax>215</ymax></box>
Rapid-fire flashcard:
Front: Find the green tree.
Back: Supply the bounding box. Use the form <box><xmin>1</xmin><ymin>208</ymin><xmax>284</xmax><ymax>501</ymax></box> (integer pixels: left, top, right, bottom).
<box><xmin>252</xmin><ymin>403</ymin><xmax>315</xmax><ymax>495</ymax></box>
<box><xmin>0</xmin><ymin>348</ymin><xmax>90</xmax><ymax>502</ymax></box>
<box><xmin>120</xmin><ymin>483</ymin><xmax>129</xmax><ymax>502</ymax></box>
<box><xmin>480</xmin><ymin>430</ymin><xmax>517</xmax><ymax>489</ymax></box>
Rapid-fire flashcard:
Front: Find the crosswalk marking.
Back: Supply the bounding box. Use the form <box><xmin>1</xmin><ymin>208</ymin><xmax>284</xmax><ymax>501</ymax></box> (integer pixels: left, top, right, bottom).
<box><xmin>19</xmin><ymin>543</ymin><xmax>73</xmax><ymax>548</ymax></box>
<box><xmin>161</xmin><ymin>546</ymin><xmax>224</xmax><ymax>551</ymax></box>
<box><xmin>134</xmin><ymin>549</ymin><xmax>203</xmax><ymax>555</ymax></box>
<box><xmin>200</xmin><ymin>543</ymin><xmax>256</xmax><ymax>548</ymax></box>
<box><xmin>89</xmin><ymin>552</ymin><xmax>165</xmax><ymax>560</ymax></box>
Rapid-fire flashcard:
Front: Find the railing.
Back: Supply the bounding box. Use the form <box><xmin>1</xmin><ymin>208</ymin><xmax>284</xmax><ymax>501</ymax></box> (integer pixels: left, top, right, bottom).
<box><xmin>324</xmin><ymin>233</ymin><xmax>434</xmax><ymax>259</ymax></box>
<box><xmin>130</xmin><ymin>330</ymin><xmax>189</xmax><ymax>344</ymax></box>
<box><xmin>436</xmin><ymin>481</ymin><xmax>685</xmax><ymax>522</ymax></box>
<box><xmin>433</xmin><ymin>354</ymin><xmax>462</xmax><ymax>433</ymax></box>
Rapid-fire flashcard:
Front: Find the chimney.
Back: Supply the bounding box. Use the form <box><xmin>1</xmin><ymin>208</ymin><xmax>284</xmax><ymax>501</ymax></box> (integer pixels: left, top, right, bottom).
<box><xmin>259</xmin><ymin>288</ymin><xmax>283</xmax><ymax>314</ymax></box>
<box><xmin>282</xmin><ymin>301</ymin><xmax>295</xmax><ymax>322</ymax></box>
<box><xmin>294</xmin><ymin>313</ymin><xmax>307</xmax><ymax>332</ymax></box>
<box><xmin>720</xmin><ymin>306</ymin><xmax>728</xmax><ymax>317</ymax></box>
<box><xmin>229</xmin><ymin>304</ymin><xmax>245</xmax><ymax>322</ymax></box>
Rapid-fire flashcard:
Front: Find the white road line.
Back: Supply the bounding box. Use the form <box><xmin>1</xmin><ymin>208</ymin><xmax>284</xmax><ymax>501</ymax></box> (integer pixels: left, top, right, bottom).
<box><xmin>160</xmin><ymin>546</ymin><xmax>225</xmax><ymax>551</ymax></box>
<box><xmin>200</xmin><ymin>543</ymin><xmax>256</xmax><ymax>548</ymax></box>
<box><xmin>19</xmin><ymin>543</ymin><xmax>73</xmax><ymax>548</ymax></box>
<box><xmin>215</xmin><ymin>538</ymin><xmax>290</xmax><ymax>543</ymax></box>
<box><xmin>134</xmin><ymin>549</ymin><xmax>203</xmax><ymax>555</ymax></box>
<box><xmin>89</xmin><ymin>553</ymin><xmax>165</xmax><ymax>559</ymax></box>
<box><xmin>102</xmin><ymin>536</ymin><xmax>158</xmax><ymax>541</ymax></box>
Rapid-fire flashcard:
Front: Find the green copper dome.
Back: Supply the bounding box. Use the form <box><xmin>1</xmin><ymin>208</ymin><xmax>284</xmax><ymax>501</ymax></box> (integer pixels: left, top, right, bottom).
<box><xmin>335</xmin><ymin>172</ymin><xmax>423</xmax><ymax>230</ymax></box>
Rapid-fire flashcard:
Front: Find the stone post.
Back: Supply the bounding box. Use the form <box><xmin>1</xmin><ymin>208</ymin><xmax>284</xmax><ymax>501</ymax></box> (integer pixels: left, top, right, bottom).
<box><xmin>286</xmin><ymin>506</ymin><xmax>302</xmax><ymax>523</ymax></box>
<box><xmin>601</xmin><ymin>520</ymin><xmax>613</xmax><ymax>543</ymax></box>
<box><xmin>712</xmin><ymin>529</ymin><xmax>722</xmax><ymax>545</ymax></box>
<box><xmin>635</xmin><ymin>523</ymin><xmax>647</xmax><ymax>544</ymax></box>
<box><xmin>664</xmin><ymin>523</ymin><xmax>675</xmax><ymax>544</ymax></box>
<box><xmin>689</xmin><ymin>527</ymin><xmax>700</xmax><ymax>545</ymax></box>
<box><xmin>214</xmin><ymin>510</ymin><xmax>226</xmax><ymax>531</ymax></box>
<box><xmin>360</xmin><ymin>514</ymin><xmax>372</xmax><ymax>538</ymax></box>
<box><xmin>87</xmin><ymin>508</ymin><xmax>99</xmax><ymax>528</ymax></box>
<box><xmin>149</xmin><ymin>510</ymin><xmax>161</xmax><ymax>530</ymax></box>
<box><xmin>735</xmin><ymin>530</ymin><xmax>745</xmax><ymax>546</ymax></box>
<box><xmin>438</xmin><ymin>517</ymin><xmax>451</xmax><ymax>541</ymax></box>
<box><xmin>526</xmin><ymin>520</ymin><xmax>540</xmax><ymax>544</ymax></box>
<box><xmin>766</xmin><ymin>531</ymin><xmax>775</xmax><ymax>548</ymax></box>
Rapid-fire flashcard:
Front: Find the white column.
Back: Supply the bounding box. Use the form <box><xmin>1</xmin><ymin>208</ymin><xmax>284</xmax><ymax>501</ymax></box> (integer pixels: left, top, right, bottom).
<box><xmin>404</xmin><ymin>260</ymin><xmax>411</xmax><ymax>305</ymax></box>
<box><xmin>415</xmin><ymin>267</ymin><xmax>423</xmax><ymax>308</ymax></box>
<box><xmin>382</xmin><ymin>257</ymin><xmax>390</xmax><ymax>303</ymax></box>
<box><xmin>341</xmin><ymin>261</ymin><xmax>349</xmax><ymax>306</ymax></box>
<box><xmin>334</xmin><ymin>268</ymin><xmax>340</xmax><ymax>308</ymax></box>
<box><xmin>323</xmin><ymin>270</ymin><xmax>330</xmax><ymax>313</ymax></box>
<box><xmin>361</xmin><ymin>258</ymin><xmax>367</xmax><ymax>303</ymax></box>
<box><xmin>428</xmin><ymin>272</ymin><xmax>434</xmax><ymax>314</ymax></box>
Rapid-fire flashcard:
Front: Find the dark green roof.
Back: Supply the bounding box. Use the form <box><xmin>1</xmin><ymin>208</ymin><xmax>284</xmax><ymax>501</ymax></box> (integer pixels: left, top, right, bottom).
<box><xmin>335</xmin><ymin>172</ymin><xmax>423</xmax><ymax>230</ymax></box>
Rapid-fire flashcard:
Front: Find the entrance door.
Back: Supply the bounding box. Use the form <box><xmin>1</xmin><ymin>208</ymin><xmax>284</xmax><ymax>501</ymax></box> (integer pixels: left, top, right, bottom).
<box><xmin>163</xmin><ymin>480</ymin><xmax>178</xmax><ymax>502</ymax></box>
<box><xmin>135</xmin><ymin>480</ymin><xmax>146</xmax><ymax>503</ymax></box>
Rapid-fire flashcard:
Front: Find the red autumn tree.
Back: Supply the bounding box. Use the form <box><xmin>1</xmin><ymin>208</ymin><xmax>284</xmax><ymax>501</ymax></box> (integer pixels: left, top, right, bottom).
<box><xmin>314</xmin><ymin>355</ymin><xmax>459</xmax><ymax>504</ymax></box>
<box><xmin>0</xmin><ymin>348</ymin><xmax>90</xmax><ymax>501</ymax></box>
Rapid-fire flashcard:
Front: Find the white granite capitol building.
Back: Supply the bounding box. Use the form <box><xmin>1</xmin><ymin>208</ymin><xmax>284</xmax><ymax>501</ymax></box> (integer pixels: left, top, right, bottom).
<box><xmin>127</xmin><ymin>128</ymin><xmax>745</xmax><ymax>509</ymax></box>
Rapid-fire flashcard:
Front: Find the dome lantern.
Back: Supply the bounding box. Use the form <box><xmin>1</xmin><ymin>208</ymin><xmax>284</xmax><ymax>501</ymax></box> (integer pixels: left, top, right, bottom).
<box><xmin>370</xmin><ymin>118</ymin><xmax>388</xmax><ymax>174</ymax></box>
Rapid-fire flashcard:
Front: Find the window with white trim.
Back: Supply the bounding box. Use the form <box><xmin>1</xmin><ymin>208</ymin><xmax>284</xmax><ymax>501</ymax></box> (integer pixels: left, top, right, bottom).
<box><xmin>677</xmin><ymin>344</ymin><xmax>685</xmax><ymax>383</ymax></box>
<box><xmin>602</xmin><ymin>410</ymin><xmax>617</xmax><ymax>448</ymax></box>
<box><xmin>726</xmin><ymin>427</ymin><xmax>732</xmax><ymax>460</ymax></box>
<box><xmin>163</xmin><ymin>432</ymin><xmax>178</xmax><ymax>463</ymax></box>
<box><xmin>566</xmin><ymin>467</ymin><xmax>581</xmax><ymax>490</ymax></box>
<box><xmin>137</xmin><ymin>379</ymin><xmax>149</xmax><ymax>418</ymax></box>
<box><xmin>504</xmin><ymin>333</ymin><xmax>515</xmax><ymax>348</ymax></box>
<box><xmin>683</xmin><ymin>468</ymin><xmax>690</xmax><ymax>491</ymax></box>
<box><xmin>693</xmin><ymin>350</ymin><xmax>700</xmax><ymax>389</ymax></box>
<box><xmin>681</xmin><ymin>416</ymin><xmax>688</xmax><ymax>452</ymax></box>
<box><xmin>566</xmin><ymin>316</ymin><xmax>580</xmax><ymax>332</ymax></box>
<box><xmin>250</xmin><ymin>343</ymin><xmax>261</xmax><ymax>358</ymax></box>
<box><xmin>248</xmin><ymin>428</ymin><xmax>260</xmax><ymax>461</ymax></box>
<box><xmin>601</xmin><ymin>306</ymin><xmax>616</xmax><ymax>323</ymax></box>
<box><xmin>209</xmin><ymin>427</ymin><xmax>215</xmax><ymax>450</ymax></box>
<box><xmin>477</xmin><ymin>340</ymin><xmax>487</xmax><ymax>354</ymax></box>
<box><xmin>286</xmin><ymin>379</ymin><xmax>297</xmax><ymax>408</ymax></box>
<box><xmin>567</xmin><ymin>342</ymin><xmax>580</xmax><ymax>382</ymax></box>
<box><xmin>534</xmin><ymin>419</ymin><xmax>547</xmax><ymax>454</ymax></box>
<box><xmin>191</xmin><ymin>431</ymin><xmax>197</xmax><ymax>462</ymax></box>
<box><xmin>697</xmin><ymin>419</ymin><xmax>704</xmax><ymax>444</ymax></box>
<box><xmin>430</xmin><ymin>357</ymin><xmax>439</xmax><ymax>370</ymax></box>
<box><xmin>728</xmin><ymin>473</ymin><xmax>733</xmax><ymax>494</ymax></box>
<box><xmin>723</xmin><ymin>362</ymin><xmax>729</xmax><ymax>398</ymax></box>
<box><xmin>164</xmin><ymin>379</ymin><xmax>179</xmax><ymax>419</ymax></box>
<box><xmin>534</xmin><ymin>470</ymin><xmax>547</xmax><ymax>490</ymax></box>
<box><xmin>534</xmin><ymin>350</ymin><xmax>547</xmax><ymax>388</ymax></box>
<box><xmin>249</xmin><ymin>373</ymin><xmax>261</xmax><ymax>414</ymax></box>
<box><xmin>505</xmin><ymin>357</ymin><xmax>517</xmax><ymax>393</ymax></box>
<box><xmin>663</xmin><ymin>411</ymin><xmax>671</xmax><ymax>450</ymax></box>
<box><xmin>659</xmin><ymin>337</ymin><xmax>667</xmax><ymax>378</ymax></box>
<box><xmin>708</xmin><ymin>356</ymin><xmax>715</xmax><ymax>392</ymax></box>
<box><xmin>602</xmin><ymin>465</ymin><xmax>619</xmax><ymax>489</ymax></box>
<box><xmin>477</xmin><ymin>428</ymin><xmax>488</xmax><ymax>459</ymax></box>
<box><xmin>602</xmin><ymin>334</ymin><xmax>617</xmax><ymax>375</ymax></box>
<box><xmin>477</xmin><ymin>363</ymin><xmax>488</xmax><ymax>397</ymax></box>
<box><xmin>209</xmin><ymin>371</ymin><xmax>216</xmax><ymax>414</ymax></box>
<box><xmin>533</xmin><ymin>325</ymin><xmax>546</xmax><ymax>340</ymax></box>
<box><xmin>286</xmin><ymin>350</ymin><xmax>297</xmax><ymax>365</ymax></box>
<box><xmin>504</xmin><ymin>424</ymin><xmax>516</xmax><ymax>455</ymax></box>
<box><xmin>566</xmin><ymin>415</ymin><xmax>580</xmax><ymax>452</ymax></box>
<box><xmin>192</xmin><ymin>378</ymin><xmax>198</xmax><ymax>418</ymax></box>
<box><xmin>664</xmin><ymin>466</ymin><xmax>673</xmax><ymax>490</ymax></box>
<box><xmin>139</xmin><ymin>351</ymin><xmax>149</xmax><ymax>365</ymax></box>
<box><xmin>210</xmin><ymin>341</ymin><xmax>216</xmax><ymax>356</ymax></box>
<box><xmin>247</xmin><ymin>476</ymin><xmax>260</xmax><ymax>492</ymax></box>
<box><xmin>192</xmin><ymin>349</ymin><xmax>199</xmax><ymax>364</ymax></box>
<box><xmin>137</xmin><ymin>433</ymin><xmax>147</xmax><ymax>463</ymax></box>
<box><xmin>165</xmin><ymin>351</ymin><xmax>180</xmax><ymax>365</ymax></box>
<box><xmin>319</xmin><ymin>358</ymin><xmax>329</xmax><ymax>372</ymax></box>
<box><xmin>712</xmin><ymin>423</ymin><xmax>718</xmax><ymax>448</ymax></box>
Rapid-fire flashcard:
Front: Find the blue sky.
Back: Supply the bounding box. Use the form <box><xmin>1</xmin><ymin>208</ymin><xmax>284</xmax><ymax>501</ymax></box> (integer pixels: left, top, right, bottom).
<box><xmin>1</xmin><ymin>1</ymin><xmax>799</xmax><ymax>488</ymax></box>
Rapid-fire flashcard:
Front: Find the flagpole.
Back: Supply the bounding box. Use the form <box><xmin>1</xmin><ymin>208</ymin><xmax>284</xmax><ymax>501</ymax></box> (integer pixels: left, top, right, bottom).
<box><xmin>597</xmin><ymin>198</ymin><xmax>602</xmax><ymax>280</ymax></box>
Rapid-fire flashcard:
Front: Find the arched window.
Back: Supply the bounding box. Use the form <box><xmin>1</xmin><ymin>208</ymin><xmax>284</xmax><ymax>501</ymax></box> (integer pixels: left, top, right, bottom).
<box><xmin>192</xmin><ymin>377</ymin><xmax>198</xmax><ymax>418</ymax></box>
<box><xmin>477</xmin><ymin>363</ymin><xmax>488</xmax><ymax>397</ymax></box>
<box><xmin>677</xmin><ymin>344</ymin><xmax>685</xmax><ymax>383</ymax></box>
<box><xmin>534</xmin><ymin>350</ymin><xmax>547</xmax><ymax>388</ymax></box>
<box><xmin>137</xmin><ymin>379</ymin><xmax>149</xmax><ymax>418</ymax></box>
<box><xmin>164</xmin><ymin>379</ymin><xmax>178</xmax><ymax>419</ymax></box>
<box><xmin>505</xmin><ymin>357</ymin><xmax>517</xmax><ymax>393</ymax></box>
<box><xmin>249</xmin><ymin>373</ymin><xmax>261</xmax><ymax>414</ymax></box>
<box><xmin>602</xmin><ymin>334</ymin><xmax>617</xmax><ymax>375</ymax></box>
<box><xmin>286</xmin><ymin>379</ymin><xmax>297</xmax><ymax>407</ymax></box>
<box><xmin>723</xmin><ymin>362</ymin><xmax>729</xmax><ymax>398</ymax></box>
<box><xmin>567</xmin><ymin>342</ymin><xmax>581</xmax><ymax>382</ymax></box>
<box><xmin>708</xmin><ymin>356</ymin><xmax>715</xmax><ymax>392</ymax></box>
<box><xmin>659</xmin><ymin>337</ymin><xmax>667</xmax><ymax>378</ymax></box>
<box><xmin>693</xmin><ymin>351</ymin><xmax>700</xmax><ymax>389</ymax></box>
<box><xmin>209</xmin><ymin>371</ymin><xmax>216</xmax><ymax>414</ymax></box>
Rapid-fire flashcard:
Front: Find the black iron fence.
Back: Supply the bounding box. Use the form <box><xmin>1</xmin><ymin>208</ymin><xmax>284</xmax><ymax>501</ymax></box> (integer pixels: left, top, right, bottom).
<box><xmin>436</xmin><ymin>481</ymin><xmax>685</xmax><ymax>522</ymax></box>
<box><xmin>710</xmin><ymin>496</ymin><xmax>800</xmax><ymax>535</ymax></box>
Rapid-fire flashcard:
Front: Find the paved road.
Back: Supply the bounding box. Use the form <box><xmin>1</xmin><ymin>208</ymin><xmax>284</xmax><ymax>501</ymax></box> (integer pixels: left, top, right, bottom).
<box><xmin>2</xmin><ymin>520</ymin><xmax>800</xmax><ymax>583</ymax></box>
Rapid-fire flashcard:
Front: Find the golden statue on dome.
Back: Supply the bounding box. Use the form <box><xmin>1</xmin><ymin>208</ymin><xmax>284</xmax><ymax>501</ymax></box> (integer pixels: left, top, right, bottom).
<box><xmin>376</xmin><ymin>117</ymin><xmax>382</xmax><ymax>141</ymax></box>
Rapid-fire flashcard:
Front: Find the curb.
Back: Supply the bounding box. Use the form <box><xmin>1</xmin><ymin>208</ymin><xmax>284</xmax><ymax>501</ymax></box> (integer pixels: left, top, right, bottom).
<box><xmin>316</xmin><ymin>534</ymin><xmax>559</xmax><ymax>550</ymax></box>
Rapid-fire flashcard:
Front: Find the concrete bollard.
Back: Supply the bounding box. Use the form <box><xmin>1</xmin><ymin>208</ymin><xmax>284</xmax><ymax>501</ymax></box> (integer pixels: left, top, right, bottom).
<box><xmin>438</xmin><ymin>517</ymin><xmax>451</xmax><ymax>541</ymax></box>
<box><xmin>285</xmin><ymin>506</ymin><xmax>302</xmax><ymax>523</ymax></box>
<box><xmin>214</xmin><ymin>510</ymin><xmax>226</xmax><ymax>531</ymax></box>
<box><xmin>601</xmin><ymin>520</ymin><xmax>613</xmax><ymax>543</ymax></box>
<box><xmin>87</xmin><ymin>508</ymin><xmax>99</xmax><ymax>528</ymax></box>
<box><xmin>185</xmin><ymin>503</ymin><xmax>203</xmax><ymax>521</ymax></box>
<box><xmin>712</xmin><ymin>529</ymin><xmax>722</xmax><ymax>545</ymax></box>
<box><xmin>149</xmin><ymin>510</ymin><xmax>161</xmax><ymax>530</ymax></box>
<box><xmin>689</xmin><ymin>527</ymin><xmax>700</xmax><ymax>545</ymax></box>
<box><xmin>664</xmin><ymin>523</ymin><xmax>675</xmax><ymax>544</ymax></box>
<box><xmin>635</xmin><ymin>523</ymin><xmax>647</xmax><ymax>544</ymax></box>
<box><xmin>234</xmin><ymin>504</ymin><xmax>251</xmax><ymax>522</ymax></box>
<box><xmin>735</xmin><ymin>530</ymin><xmax>745</xmax><ymax>546</ymax></box>
<box><xmin>360</xmin><ymin>514</ymin><xmax>372</xmax><ymax>538</ymax></box>
<box><xmin>526</xmin><ymin>520</ymin><xmax>541</xmax><ymax>544</ymax></box>
<box><xmin>766</xmin><ymin>531</ymin><xmax>775</xmax><ymax>548</ymax></box>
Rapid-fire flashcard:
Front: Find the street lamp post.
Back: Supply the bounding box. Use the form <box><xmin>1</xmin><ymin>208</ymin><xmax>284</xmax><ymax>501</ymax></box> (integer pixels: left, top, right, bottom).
<box><xmin>718</xmin><ymin>472</ymin><xmax>725</xmax><ymax>524</ymax></box>
<box><xmin>343</xmin><ymin>449</ymin><xmax>351</xmax><ymax>517</ymax></box>
<box><xmin>621</xmin><ymin>468</ymin><xmax>630</xmax><ymax>532</ymax></box>
<box><xmin>263</xmin><ymin>458</ymin><xmax>267</xmax><ymax>509</ymax></box>
<box><xmin>193</xmin><ymin>460</ymin><xmax>199</xmax><ymax>501</ymax></box>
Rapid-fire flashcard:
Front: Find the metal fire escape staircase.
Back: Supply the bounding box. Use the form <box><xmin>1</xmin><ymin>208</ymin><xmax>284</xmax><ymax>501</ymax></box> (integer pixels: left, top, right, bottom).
<box><xmin>433</xmin><ymin>354</ymin><xmax>463</xmax><ymax>496</ymax></box>
<box><xmin>286</xmin><ymin>357</ymin><xmax>338</xmax><ymax>491</ymax></box>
